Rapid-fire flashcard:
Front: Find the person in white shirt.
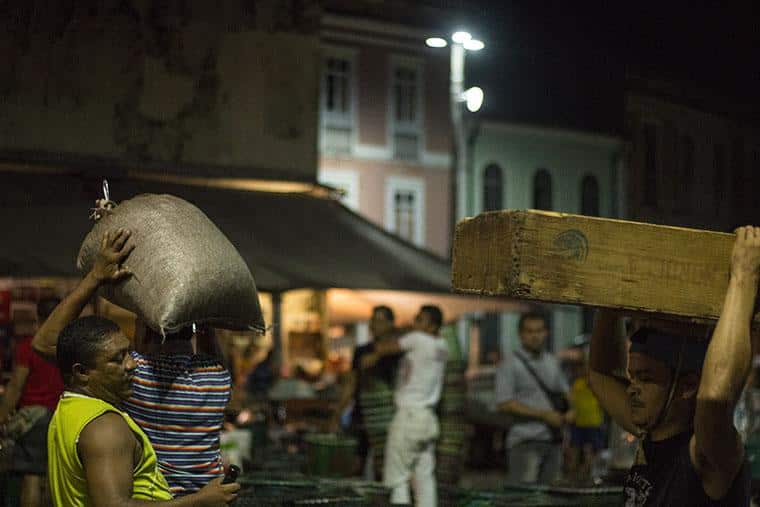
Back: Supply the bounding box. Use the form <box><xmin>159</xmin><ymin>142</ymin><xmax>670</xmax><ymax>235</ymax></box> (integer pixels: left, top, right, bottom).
<box><xmin>364</xmin><ymin>305</ymin><xmax>448</xmax><ymax>506</ymax></box>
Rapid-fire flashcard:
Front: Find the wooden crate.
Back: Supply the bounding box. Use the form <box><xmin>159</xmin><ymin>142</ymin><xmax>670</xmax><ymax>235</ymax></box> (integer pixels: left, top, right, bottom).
<box><xmin>451</xmin><ymin>209</ymin><xmax>744</xmax><ymax>323</ymax></box>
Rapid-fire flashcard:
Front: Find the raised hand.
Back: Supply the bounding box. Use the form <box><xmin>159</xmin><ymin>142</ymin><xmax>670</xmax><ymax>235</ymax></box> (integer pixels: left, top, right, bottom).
<box><xmin>91</xmin><ymin>228</ymin><xmax>134</xmax><ymax>283</ymax></box>
<box><xmin>731</xmin><ymin>226</ymin><xmax>760</xmax><ymax>281</ymax></box>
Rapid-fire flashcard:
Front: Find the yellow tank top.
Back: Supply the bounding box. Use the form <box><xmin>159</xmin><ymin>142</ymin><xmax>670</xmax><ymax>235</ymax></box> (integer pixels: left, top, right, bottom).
<box><xmin>47</xmin><ymin>392</ymin><xmax>173</xmax><ymax>506</ymax></box>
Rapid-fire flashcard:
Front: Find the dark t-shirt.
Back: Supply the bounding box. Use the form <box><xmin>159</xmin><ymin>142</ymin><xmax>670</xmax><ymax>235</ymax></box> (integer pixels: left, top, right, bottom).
<box><xmin>623</xmin><ymin>431</ymin><xmax>750</xmax><ymax>507</ymax></box>
<box><xmin>351</xmin><ymin>342</ymin><xmax>398</xmax><ymax>423</ymax></box>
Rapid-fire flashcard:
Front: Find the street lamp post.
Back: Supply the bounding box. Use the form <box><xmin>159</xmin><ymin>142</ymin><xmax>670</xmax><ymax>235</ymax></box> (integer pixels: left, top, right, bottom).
<box><xmin>428</xmin><ymin>32</ymin><xmax>484</xmax><ymax>357</ymax></box>
<box><xmin>427</xmin><ymin>32</ymin><xmax>484</xmax><ymax>222</ymax></box>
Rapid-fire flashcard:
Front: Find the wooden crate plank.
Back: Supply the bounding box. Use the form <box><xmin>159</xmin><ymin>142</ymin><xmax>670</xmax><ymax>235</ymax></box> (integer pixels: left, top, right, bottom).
<box><xmin>452</xmin><ymin>210</ymin><xmax>737</xmax><ymax>322</ymax></box>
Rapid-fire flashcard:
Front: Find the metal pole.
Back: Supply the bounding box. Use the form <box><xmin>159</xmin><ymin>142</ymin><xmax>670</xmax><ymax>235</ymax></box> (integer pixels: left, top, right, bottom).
<box><xmin>450</xmin><ymin>43</ymin><xmax>467</xmax><ymax>221</ymax></box>
<box><xmin>271</xmin><ymin>291</ymin><xmax>283</xmax><ymax>372</ymax></box>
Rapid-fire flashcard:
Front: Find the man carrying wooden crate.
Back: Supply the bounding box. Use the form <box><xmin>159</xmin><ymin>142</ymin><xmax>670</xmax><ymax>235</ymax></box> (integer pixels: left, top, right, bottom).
<box><xmin>589</xmin><ymin>226</ymin><xmax>757</xmax><ymax>506</ymax></box>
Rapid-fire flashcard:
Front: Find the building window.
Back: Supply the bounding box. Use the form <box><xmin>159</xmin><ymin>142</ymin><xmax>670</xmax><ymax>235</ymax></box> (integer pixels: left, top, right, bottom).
<box><xmin>394</xmin><ymin>67</ymin><xmax>418</xmax><ymax>123</ymax></box>
<box><xmin>582</xmin><ymin>308</ymin><xmax>595</xmax><ymax>334</ymax></box>
<box><xmin>479</xmin><ymin>314</ymin><xmax>500</xmax><ymax>364</ymax></box>
<box><xmin>676</xmin><ymin>135</ymin><xmax>694</xmax><ymax>212</ymax></box>
<box><xmin>483</xmin><ymin>164</ymin><xmax>504</xmax><ymax>212</ymax></box>
<box><xmin>321</xmin><ymin>48</ymin><xmax>355</xmax><ymax>155</ymax></box>
<box><xmin>390</xmin><ymin>58</ymin><xmax>423</xmax><ymax>161</ymax></box>
<box><xmin>642</xmin><ymin>123</ymin><xmax>658</xmax><ymax>207</ymax></box>
<box><xmin>325</xmin><ymin>58</ymin><xmax>351</xmax><ymax>116</ymax></box>
<box><xmin>533</xmin><ymin>169</ymin><xmax>553</xmax><ymax>211</ymax></box>
<box><xmin>714</xmin><ymin>144</ymin><xmax>726</xmax><ymax>213</ymax></box>
<box><xmin>318</xmin><ymin>168</ymin><xmax>360</xmax><ymax>211</ymax></box>
<box><xmin>581</xmin><ymin>174</ymin><xmax>600</xmax><ymax>216</ymax></box>
<box><xmin>680</xmin><ymin>136</ymin><xmax>695</xmax><ymax>183</ymax></box>
<box><xmin>394</xmin><ymin>191</ymin><xmax>417</xmax><ymax>240</ymax></box>
<box><xmin>385</xmin><ymin>176</ymin><xmax>425</xmax><ymax>246</ymax></box>
<box><xmin>731</xmin><ymin>137</ymin><xmax>745</xmax><ymax>214</ymax></box>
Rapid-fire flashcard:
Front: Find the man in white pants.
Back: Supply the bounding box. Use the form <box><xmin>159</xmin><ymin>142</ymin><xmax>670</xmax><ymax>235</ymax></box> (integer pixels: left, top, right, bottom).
<box><xmin>365</xmin><ymin>305</ymin><xmax>448</xmax><ymax>506</ymax></box>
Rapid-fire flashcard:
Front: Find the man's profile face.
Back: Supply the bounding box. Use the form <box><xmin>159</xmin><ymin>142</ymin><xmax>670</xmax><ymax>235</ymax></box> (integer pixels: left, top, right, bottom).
<box><xmin>519</xmin><ymin>317</ymin><xmax>548</xmax><ymax>354</ymax></box>
<box><xmin>86</xmin><ymin>331</ymin><xmax>137</xmax><ymax>405</ymax></box>
<box><xmin>370</xmin><ymin>310</ymin><xmax>394</xmax><ymax>338</ymax></box>
<box><xmin>626</xmin><ymin>352</ymin><xmax>671</xmax><ymax>429</ymax></box>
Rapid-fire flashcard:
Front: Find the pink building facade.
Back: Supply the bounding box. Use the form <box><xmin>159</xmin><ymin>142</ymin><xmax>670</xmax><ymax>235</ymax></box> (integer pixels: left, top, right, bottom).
<box><xmin>317</xmin><ymin>14</ymin><xmax>453</xmax><ymax>258</ymax></box>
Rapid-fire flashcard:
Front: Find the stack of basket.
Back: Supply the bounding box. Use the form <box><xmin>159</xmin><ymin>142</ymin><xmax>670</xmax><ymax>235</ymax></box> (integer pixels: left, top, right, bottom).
<box><xmin>235</xmin><ymin>483</ymin><xmax>370</xmax><ymax>506</ymax></box>
<box><xmin>358</xmin><ymin>380</ymin><xmax>395</xmax><ymax>479</ymax></box>
<box><xmin>436</xmin><ymin>359</ymin><xmax>471</xmax><ymax>494</ymax></box>
<box><xmin>235</xmin><ymin>475</ymin><xmax>390</xmax><ymax>507</ymax></box>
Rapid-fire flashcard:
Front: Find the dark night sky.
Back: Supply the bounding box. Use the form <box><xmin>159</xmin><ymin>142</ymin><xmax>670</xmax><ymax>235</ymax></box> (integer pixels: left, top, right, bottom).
<box><xmin>428</xmin><ymin>1</ymin><xmax>760</xmax><ymax>134</ymax></box>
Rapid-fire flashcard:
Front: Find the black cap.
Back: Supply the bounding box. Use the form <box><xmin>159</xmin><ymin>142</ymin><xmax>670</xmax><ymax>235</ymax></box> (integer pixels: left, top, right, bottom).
<box><xmin>629</xmin><ymin>327</ymin><xmax>708</xmax><ymax>373</ymax></box>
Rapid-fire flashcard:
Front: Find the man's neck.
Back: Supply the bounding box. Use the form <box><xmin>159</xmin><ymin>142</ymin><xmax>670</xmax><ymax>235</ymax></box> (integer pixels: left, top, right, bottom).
<box><xmin>520</xmin><ymin>345</ymin><xmax>542</xmax><ymax>358</ymax></box>
<box><xmin>647</xmin><ymin>418</ymin><xmax>692</xmax><ymax>442</ymax></box>
<box><xmin>158</xmin><ymin>339</ymin><xmax>194</xmax><ymax>355</ymax></box>
<box><xmin>68</xmin><ymin>386</ymin><xmax>120</xmax><ymax>407</ymax></box>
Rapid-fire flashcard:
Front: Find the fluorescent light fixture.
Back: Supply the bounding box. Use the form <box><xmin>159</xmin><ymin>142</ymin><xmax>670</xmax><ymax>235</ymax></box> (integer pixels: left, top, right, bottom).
<box><xmin>464</xmin><ymin>86</ymin><xmax>484</xmax><ymax>112</ymax></box>
<box><xmin>451</xmin><ymin>31</ymin><xmax>472</xmax><ymax>44</ymax></box>
<box><xmin>464</xmin><ymin>39</ymin><xmax>485</xmax><ymax>51</ymax></box>
<box><xmin>425</xmin><ymin>37</ymin><xmax>448</xmax><ymax>48</ymax></box>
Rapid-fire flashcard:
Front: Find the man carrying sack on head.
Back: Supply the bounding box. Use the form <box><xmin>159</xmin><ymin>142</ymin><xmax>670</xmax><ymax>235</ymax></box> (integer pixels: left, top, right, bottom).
<box><xmin>33</xmin><ymin>230</ymin><xmax>240</xmax><ymax>506</ymax></box>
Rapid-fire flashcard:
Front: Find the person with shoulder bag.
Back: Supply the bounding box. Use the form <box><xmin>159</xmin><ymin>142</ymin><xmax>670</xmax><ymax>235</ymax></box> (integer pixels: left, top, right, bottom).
<box><xmin>496</xmin><ymin>313</ymin><xmax>574</xmax><ymax>484</ymax></box>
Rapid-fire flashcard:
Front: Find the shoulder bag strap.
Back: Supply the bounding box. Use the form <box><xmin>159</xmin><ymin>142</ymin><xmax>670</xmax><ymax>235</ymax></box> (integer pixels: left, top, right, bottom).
<box><xmin>514</xmin><ymin>351</ymin><xmax>558</xmax><ymax>403</ymax></box>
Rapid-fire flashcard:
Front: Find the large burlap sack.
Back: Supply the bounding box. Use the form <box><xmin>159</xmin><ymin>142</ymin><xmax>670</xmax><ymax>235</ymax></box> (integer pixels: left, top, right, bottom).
<box><xmin>77</xmin><ymin>193</ymin><xmax>265</xmax><ymax>334</ymax></box>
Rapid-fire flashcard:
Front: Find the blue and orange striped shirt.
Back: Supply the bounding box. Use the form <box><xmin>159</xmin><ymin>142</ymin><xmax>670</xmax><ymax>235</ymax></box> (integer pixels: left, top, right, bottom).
<box><xmin>123</xmin><ymin>352</ymin><xmax>231</xmax><ymax>497</ymax></box>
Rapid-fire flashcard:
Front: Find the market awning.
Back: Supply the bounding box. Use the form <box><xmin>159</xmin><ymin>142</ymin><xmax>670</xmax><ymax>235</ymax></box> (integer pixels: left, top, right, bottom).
<box><xmin>1</xmin><ymin>170</ymin><xmax>453</xmax><ymax>293</ymax></box>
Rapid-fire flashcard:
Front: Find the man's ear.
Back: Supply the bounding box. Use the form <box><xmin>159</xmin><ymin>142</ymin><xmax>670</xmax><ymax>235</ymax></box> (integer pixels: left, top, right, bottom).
<box><xmin>678</xmin><ymin>372</ymin><xmax>700</xmax><ymax>400</ymax></box>
<box><xmin>72</xmin><ymin>362</ymin><xmax>90</xmax><ymax>385</ymax></box>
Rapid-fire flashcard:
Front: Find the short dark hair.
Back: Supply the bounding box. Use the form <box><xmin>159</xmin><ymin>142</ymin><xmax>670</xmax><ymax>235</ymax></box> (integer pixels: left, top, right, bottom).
<box><xmin>37</xmin><ymin>297</ymin><xmax>61</xmax><ymax>321</ymax></box>
<box><xmin>165</xmin><ymin>325</ymin><xmax>195</xmax><ymax>341</ymax></box>
<box><xmin>142</xmin><ymin>324</ymin><xmax>196</xmax><ymax>342</ymax></box>
<box><xmin>372</xmin><ymin>305</ymin><xmax>395</xmax><ymax>323</ymax></box>
<box><xmin>518</xmin><ymin>312</ymin><xmax>547</xmax><ymax>332</ymax></box>
<box><xmin>420</xmin><ymin>305</ymin><xmax>443</xmax><ymax>330</ymax></box>
<box><xmin>57</xmin><ymin>316</ymin><xmax>121</xmax><ymax>385</ymax></box>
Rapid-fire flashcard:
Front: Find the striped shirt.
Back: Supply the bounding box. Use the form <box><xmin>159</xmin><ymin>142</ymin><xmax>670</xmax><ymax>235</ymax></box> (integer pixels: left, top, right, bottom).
<box><xmin>123</xmin><ymin>351</ymin><xmax>231</xmax><ymax>497</ymax></box>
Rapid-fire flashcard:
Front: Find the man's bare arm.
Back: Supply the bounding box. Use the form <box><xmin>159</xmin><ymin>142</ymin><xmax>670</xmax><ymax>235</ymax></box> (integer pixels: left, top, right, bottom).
<box><xmin>588</xmin><ymin>310</ymin><xmax>639</xmax><ymax>435</ymax></box>
<box><xmin>32</xmin><ymin>274</ymin><xmax>101</xmax><ymax>360</ymax></box>
<box><xmin>359</xmin><ymin>337</ymin><xmax>403</xmax><ymax>370</ymax></box>
<box><xmin>0</xmin><ymin>366</ymin><xmax>29</xmax><ymax>425</ymax></box>
<box><xmin>498</xmin><ymin>400</ymin><xmax>565</xmax><ymax>428</ymax></box>
<box><xmin>79</xmin><ymin>412</ymin><xmax>238</xmax><ymax>507</ymax></box>
<box><xmin>692</xmin><ymin>226</ymin><xmax>758</xmax><ymax>499</ymax></box>
<box><xmin>336</xmin><ymin>371</ymin><xmax>357</xmax><ymax>414</ymax></box>
<box><xmin>32</xmin><ymin>229</ymin><xmax>133</xmax><ymax>360</ymax></box>
<box><xmin>329</xmin><ymin>371</ymin><xmax>357</xmax><ymax>429</ymax></box>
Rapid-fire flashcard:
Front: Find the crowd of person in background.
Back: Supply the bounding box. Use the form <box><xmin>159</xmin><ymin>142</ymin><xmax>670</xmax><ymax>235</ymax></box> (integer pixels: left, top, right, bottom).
<box><xmin>2</xmin><ymin>226</ymin><xmax>760</xmax><ymax>507</ymax></box>
<box><xmin>0</xmin><ymin>229</ymin><xmax>451</xmax><ymax>507</ymax></box>
<box><xmin>0</xmin><ymin>285</ymin><xmax>679</xmax><ymax>504</ymax></box>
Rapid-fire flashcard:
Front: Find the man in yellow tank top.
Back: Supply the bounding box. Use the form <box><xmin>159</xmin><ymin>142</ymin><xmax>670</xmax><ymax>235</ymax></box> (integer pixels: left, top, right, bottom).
<box><xmin>39</xmin><ymin>229</ymin><xmax>240</xmax><ymax>506</ymax></box>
